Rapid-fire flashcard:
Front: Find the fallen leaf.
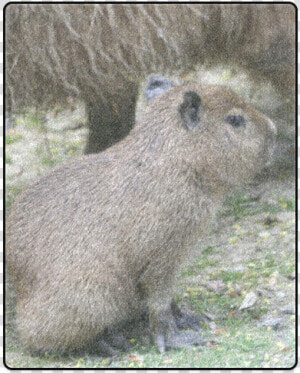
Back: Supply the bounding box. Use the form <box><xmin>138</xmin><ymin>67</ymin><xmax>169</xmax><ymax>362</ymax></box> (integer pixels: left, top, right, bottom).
<box><xmin>209</xmin><ymin>321</ymin><xmax>217</xmax><ymax>330</ymax></box>
<box><xmin>213</xmin><ymin>326</ymin><xmax>229</xmax><ymax>335</ymax></box>
<box><xmin>239</xmin><ymin>291</ymin><xmax>258</xmax><ymax>310</ymax></box>
<box><xmin>202</xmin><ymin>311</ymin><xmax>216</xmax><ymax>320</ymax></box>
<box><xmin>205</xmin><ymin>280</ymin><xmax>226</xmax><ymax>294</ymax></box>
<box><xmin>127</xmin><ymin>354</ymin><xmax>144</xmax><ymax>362</ymax></box>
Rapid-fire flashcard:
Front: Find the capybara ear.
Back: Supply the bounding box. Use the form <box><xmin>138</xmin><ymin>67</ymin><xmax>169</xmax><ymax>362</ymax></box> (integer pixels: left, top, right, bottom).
<box><xmin>144</xmin><ymin>74</ymin><xmax>173</xmax><ymax>101</ymax></box>
<box><xmin>179</xmin><ymin>91</ymin><xmax>202</xmax><ymax>131</ymax></box>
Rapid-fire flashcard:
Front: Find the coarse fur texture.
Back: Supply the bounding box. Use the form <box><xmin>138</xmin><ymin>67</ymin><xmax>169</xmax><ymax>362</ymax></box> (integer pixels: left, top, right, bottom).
<box><xmin>7</xmin><ymin>82</ymin><xmax>276</xmax><ymax>354</ymax></box>
<box><xmin>5</xmin><ymin>3</ymin><xmax>294</xmax><ymax>153</ymax></box>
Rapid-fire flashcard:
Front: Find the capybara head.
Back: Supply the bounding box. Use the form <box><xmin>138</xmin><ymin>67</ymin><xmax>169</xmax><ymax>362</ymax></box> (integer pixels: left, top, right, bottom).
<box><xmin>141</xmin><ymin>80</ymin><xmax>276</xmax><ymax>190</ymax></box>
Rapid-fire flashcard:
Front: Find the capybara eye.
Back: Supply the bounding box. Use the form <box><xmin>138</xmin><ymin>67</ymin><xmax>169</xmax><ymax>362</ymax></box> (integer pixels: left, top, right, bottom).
<box><xmin>225</xmin><ymin>114</ymin><xmax>245</xmax><ymax>128</ymax></box>
<box><xmin>149</xmin><ymin>80</ymin><xmax>164</xmax><ymax>89</ymax></box>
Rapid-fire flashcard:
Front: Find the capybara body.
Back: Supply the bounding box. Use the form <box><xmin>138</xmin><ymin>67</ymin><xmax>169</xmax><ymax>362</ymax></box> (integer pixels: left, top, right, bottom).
<box><xmin>6</xmin><ymin>82</ymin><xmax>276</xmax><ymax>354</ymax></box>
<box><xmin>5</xmin><ymin>4</ymin><xmax>294</xmax><ymax>153</ymax></box>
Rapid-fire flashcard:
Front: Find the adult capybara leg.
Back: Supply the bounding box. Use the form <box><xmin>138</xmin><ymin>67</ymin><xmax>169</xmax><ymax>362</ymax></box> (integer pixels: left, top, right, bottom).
<box><xmin>84</xmin><ymin>83</ymin><xmax>139</xmax><ymax>154</ymax></box>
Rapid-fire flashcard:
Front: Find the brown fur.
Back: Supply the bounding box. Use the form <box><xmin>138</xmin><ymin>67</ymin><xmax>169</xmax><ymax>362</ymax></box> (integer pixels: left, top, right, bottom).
<box><xmin>7</xmin><ymin>82</ymin><xmax>276</xmax><ymax>353</ymax></box>
<box><xmin>5</xmin><ymin>4</ymin><xmax>294</xmax><ymax>153</ymax></box>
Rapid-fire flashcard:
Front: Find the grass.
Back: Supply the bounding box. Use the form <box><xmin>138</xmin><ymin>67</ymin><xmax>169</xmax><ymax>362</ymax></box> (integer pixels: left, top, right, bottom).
<box><xmin>5</xmin><ymin>184</ymin><xmax>24</xmax><ymax>212</ymax></box>
<box><xmin>278</xmin><ymin>197</ymin><xmax>295</xmax><ymax>211</ymax></box>
<box><xmin>5</xmin><ymin>323</ymin><xmax>295</xmax><ymax>369</ymax></box>
<box><xmin>5</xmin><ymin>155</ymin><xmax>12</xmax><ymax>164</ymax></box>
<box><xmin>221</xmin><ymin>192</ymin><xmax>292</xmax><ymax>221</ymax></box>
<box><xmin>6</xmin><ymin>132</ymin><xmax>22</xmax><ymax>145</ymax></box>
<box><xmin>16</xmin><ymin>108</ymin><xmax>46</xmax><ymax>132</ymax></box>
<box><xmin>219</xmin><ymin>269</ymin><xmax>244</xmax><ymax>283</ymax></box>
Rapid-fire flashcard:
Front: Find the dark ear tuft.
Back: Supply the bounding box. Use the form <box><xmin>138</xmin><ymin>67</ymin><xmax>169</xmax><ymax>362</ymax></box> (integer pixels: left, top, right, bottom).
<box><xmin>144</xmin><ymin>74</ymin><xmax>173</xmax><ymax>101</ymax></box>
<box><xmin>179</xmin><ymin>91</ymin><xmax>202</xmax><ymax>131</ymax></box>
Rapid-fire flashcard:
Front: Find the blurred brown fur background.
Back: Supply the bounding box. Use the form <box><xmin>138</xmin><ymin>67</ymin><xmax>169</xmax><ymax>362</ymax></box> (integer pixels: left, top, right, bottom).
<box><xmin>5</xmin><ymin>4</ymin><xmax>295</xmax><ymax>156</ymax></box>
